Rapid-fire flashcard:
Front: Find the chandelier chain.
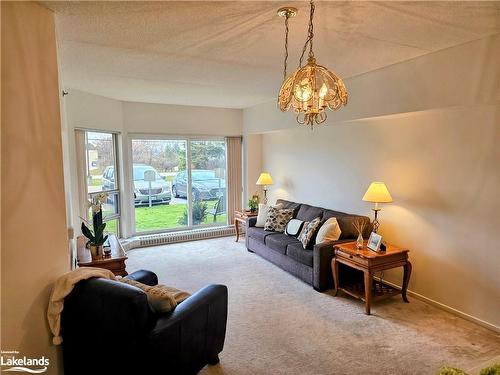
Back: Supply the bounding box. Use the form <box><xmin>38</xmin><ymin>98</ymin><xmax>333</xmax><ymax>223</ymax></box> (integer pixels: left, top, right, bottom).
<box><xmin>283</xmin><ymin>13</ymin><xmax>290</xmax><ymax>80</ymax></box>
<box><xmin>299</xmin><ymin>0</ymin><xmax>315</xmax><ymax>67</ymax></box>
<box><xmin>308</xmin><ymin>0</ymin><xmax>315</xmax><ymax>59</ymax></box>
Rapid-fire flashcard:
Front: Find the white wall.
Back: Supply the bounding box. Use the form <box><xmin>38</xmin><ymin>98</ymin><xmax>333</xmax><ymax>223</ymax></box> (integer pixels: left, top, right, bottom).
<box><xmin>244</xmin><ymin>35</ymin><xmax>500</xmax><ymax>331</ymax></box>
<box><xmin>244</xmin><ymin>35</ymin><xmax>500</xmax><ymax>134</ymax></box>
<box><xmin>66</xmin><ymin>89</ymin><xmax>124</xmax><ymax>132</ymax></box>
<box><xmin>2</xmin><ymin>3</ymin><xmax>69</xmax><ymax>373</ymax></box>
<box><xmin>63</xmin><ymin>90</ymin><xmax>246</xmax><ymax>238</ymax></box>
<box><xmin>122</xmin><ymin>102</ymin><xmax>242</xmax><ymax>136</ymax></box>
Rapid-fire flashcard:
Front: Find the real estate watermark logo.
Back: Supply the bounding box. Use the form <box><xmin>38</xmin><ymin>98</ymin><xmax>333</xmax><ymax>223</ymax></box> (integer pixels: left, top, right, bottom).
<box><xmin>1</xmin><ymin>351</ymin><xmax>49</xmax><ymax>373</ymax></box>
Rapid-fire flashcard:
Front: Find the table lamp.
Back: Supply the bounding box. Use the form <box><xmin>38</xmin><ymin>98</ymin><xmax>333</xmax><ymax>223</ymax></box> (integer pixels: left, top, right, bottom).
<box><xmin>362</xmin><ymin>182</ymin><xmax>393</xmax><ymax>232</ymax></box>
<box><xmin>256</xmin><ymin>172</ymin><xmax>273</xmax><ymax>204</ymax></box>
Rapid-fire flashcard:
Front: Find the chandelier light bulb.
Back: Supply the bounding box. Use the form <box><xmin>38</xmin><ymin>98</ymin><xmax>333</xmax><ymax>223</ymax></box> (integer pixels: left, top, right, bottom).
<box><xmin>294</xmin><ymin>79</ymin><xmax>312</xmax><ymax>102</ymax></box>
<box><xmin>319</xmin><ymin>83</ymin><xmax>328</xmax><ymax>99</ymax></box>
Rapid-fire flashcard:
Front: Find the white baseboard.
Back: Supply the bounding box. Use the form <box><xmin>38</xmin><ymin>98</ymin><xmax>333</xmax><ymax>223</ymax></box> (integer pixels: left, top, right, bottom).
<box><xmin>377</xmin><ymin>279</ymin><xmax>500</xmax><ymax>333</ymax></box>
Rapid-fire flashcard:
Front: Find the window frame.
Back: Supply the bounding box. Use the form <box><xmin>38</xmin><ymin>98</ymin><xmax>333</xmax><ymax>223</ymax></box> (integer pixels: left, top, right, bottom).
<box><xmin>77</xmin><ymin>129</ymin><xmax>122</xmax><ymax>237</ymax></box>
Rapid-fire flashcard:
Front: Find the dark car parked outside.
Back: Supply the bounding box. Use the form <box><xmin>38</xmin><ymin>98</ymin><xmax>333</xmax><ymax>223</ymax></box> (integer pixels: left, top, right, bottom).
<box><xmin>172</xmin><ymin>170</ymin><xmax>225</xmax><ymax>201</ymax></box>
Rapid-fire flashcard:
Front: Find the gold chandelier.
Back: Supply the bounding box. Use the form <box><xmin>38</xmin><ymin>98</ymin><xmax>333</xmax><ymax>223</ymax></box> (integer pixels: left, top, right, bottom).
<box><xmin>277</xmin><ymin>1</ymin><xmax>348</xmax><ymax>127</ymax></box>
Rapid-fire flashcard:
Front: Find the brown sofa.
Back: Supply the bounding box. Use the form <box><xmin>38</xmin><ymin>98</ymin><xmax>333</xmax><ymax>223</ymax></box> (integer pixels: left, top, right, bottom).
<box><xmin>245</xmin><ymin>199</ymin><xmax>372</xmax><ymax>291</ymax></box>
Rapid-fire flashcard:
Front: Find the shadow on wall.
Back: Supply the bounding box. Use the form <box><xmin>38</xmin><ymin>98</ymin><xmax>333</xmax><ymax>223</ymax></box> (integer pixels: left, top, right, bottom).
<box><xmin>266</xmin><ymin>175</ymin><xmax>295</xmax><ymax>204</ymax></box>
<box><xmin>394</xmin><ymin>188</ymin><xmax>453</xmax><ymax>214</ymax></box>
<box><xmin>281</xmin><ymin>177</ymin><xmax>295</xmax><ymax>196</ymax></box>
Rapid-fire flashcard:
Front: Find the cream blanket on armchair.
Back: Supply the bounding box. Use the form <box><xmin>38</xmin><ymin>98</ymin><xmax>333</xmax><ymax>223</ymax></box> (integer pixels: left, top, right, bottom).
<box><xmin>47</xmin><ymin>267</ymin><xmax>115</xmax><ymax>345</ymax></box>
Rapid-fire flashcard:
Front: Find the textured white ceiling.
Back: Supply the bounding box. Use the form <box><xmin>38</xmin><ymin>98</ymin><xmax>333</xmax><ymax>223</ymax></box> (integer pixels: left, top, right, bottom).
<box><xmin>45</xmin><ymin>1</ymin><xmax>500</xmax><ymax>108</ymax></box>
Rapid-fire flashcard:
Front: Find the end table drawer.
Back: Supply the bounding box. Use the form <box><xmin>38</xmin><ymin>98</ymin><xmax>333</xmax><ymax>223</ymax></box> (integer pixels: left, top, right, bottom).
<box><xmin>335</xmin><ymin>249</ymin><xmax>368</xmax><ymax>267</ymax></box>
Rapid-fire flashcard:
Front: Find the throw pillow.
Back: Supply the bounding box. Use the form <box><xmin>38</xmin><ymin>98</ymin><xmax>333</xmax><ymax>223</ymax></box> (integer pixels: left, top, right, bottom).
<box><xmin>298</xmin><ymin>217</ymin><xmax>322</xmax><ymax>249</ymax></box>
<box><xmin>255</xmin><ymin>203</ymin><xmax>283</xmax><ymax>227</ymax></box>
<box><xmin>285</xmin><ymin>219</ymin><xmax>305</xmax><ymax>237</ymax></box>
<box><xmin>264</xmin><ymin>207</ymin><xmax>294</xmax><ymax>233</ymax></box>
<box><xmin>297</xmin><ymin>221</ymin><xmax>309</xmax><ymax>239</ymax></box>
<box><xmin>315</xmin><ymin>217</ymin><xmax>342</xmax><ymax>244</ymax></box>
<box><xmin>118</xmin><ymin>278</ymin><xmax>191</xmax><ymax>314</ymax></box>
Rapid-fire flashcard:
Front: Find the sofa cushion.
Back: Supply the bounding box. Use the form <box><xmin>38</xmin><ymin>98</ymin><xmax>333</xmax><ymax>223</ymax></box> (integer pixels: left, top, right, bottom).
<box><xmin>297</xmin><ymin>221</ymin><xmax>309</xmax><ymax>238</ymax></box>
<box><xmin>256</xmin><ymin>203</ymin><xmax>283</xmax><ymax>227</ymax></box>
<box><xmin>284</xmin><ymin>219</ymin><xmax>304</xmax><ymax>236</ymax></box>
<box><xmin>296</xmin><ymin>204</ymin><xmax>324</xmax><ymax>222</ymax></box>
<box><xmin>323</xmin><ymin>209</ymin><xmax>372</xmax><ymax>239</ymax></box>
<box><xmin>247</xmin><ymin>227</ymin><xmax>280</xmax><ymax>243</ymax></box>
<box><xmin>315</xmin><ymin>217</ymin><xmax>341</xmax><ymax>244</ymax></box>
<box><xmin>322</xmin><ymin>209</ymin><xmax>348</xmax><ymax>220</ymax></box>
<box><xmin>275</xmin><ymin>199</ymin><xmax>301</xmax><ymax>217</ymax></box>
<box><xmin>286</xmin><ymin>243</ymin><xmax>313</xmax><ymax>267</ymax></box>
<box><xmin>265</xmin><ymin>234</ymin><xmax>300</xmax><ymax>254</ymax></box>
<box><xmin>298</xmin><ymin>217</ymin><xmax>322</xmax><ymax>249</ymax></box>
<box><xmin>264</xmin><ymin>207</ymin><xmax>294</xmax><ymax>233</ymax></box>
<box><xmin>336</xmin><ymin>215</ymin><xmax>372</xmax><ymax>239</ymax></box>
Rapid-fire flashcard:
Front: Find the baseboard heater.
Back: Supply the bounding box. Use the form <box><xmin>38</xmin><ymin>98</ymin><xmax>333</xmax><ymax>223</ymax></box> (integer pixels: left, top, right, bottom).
<box><xmin>122</xmin><ymin>225</ymin><xmax>236</xmax><ymax>250</ymax></box>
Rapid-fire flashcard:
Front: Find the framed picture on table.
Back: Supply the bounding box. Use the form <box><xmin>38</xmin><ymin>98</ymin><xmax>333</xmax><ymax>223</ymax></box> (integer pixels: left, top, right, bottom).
<box><xmin>367</xmin><ymin>232</ymin><xmax>383</xmax><ymax>252</ymax></box>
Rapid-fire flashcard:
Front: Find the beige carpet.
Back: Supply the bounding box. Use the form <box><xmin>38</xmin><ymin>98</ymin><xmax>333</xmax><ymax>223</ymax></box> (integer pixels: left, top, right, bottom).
<box><xmin>126</xmin><ymin>237</ymin><xmax>500</xmax><ymax>375</ymax></box>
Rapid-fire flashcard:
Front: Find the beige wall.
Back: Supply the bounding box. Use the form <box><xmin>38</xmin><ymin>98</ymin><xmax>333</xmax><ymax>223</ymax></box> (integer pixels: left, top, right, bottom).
<box><xmin>1</xmin><ymin>2</ymin><xmax>69</xmax><ymax>374</ymax></box>
<box><xmin>262</xmin><ymin>105</ymin><xmax>500</xmax><ymax>329</ymax></box>
<box><xmin>243</xmin><ymin>134</ymin><xmax>263</xmax><ymax>204</ymax></box>
<box><xmin>245</xmin><ymin>35</ymin><xmax>500</xmax><ymax>331</ymax></box>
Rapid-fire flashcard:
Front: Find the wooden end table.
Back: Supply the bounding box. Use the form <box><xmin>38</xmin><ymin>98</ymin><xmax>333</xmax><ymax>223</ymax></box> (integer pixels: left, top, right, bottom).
<box><xmin>234</xmin><ymin>210</ymin><xmax>258</xmax><ymax>242</ymax></box>
<box><xmin>332</xmin><ymin>241</ymin><xmax>411</xmax><ymax>315</ymax></box>
<box><xmin>77</xmin><ymin>234</ymin><xmax>128</xmax><ymax>276</ymax></box>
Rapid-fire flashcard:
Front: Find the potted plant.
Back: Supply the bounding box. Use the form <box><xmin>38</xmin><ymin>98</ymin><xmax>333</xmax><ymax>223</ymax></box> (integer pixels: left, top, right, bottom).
<box><xmin>248</xmin><ymin>194</ymin><xmax>259</xmax><ymax>213</ymax></box>
<box><xmin>81</xmin><ymin>192</ymin><xmax>109</xmax><ymax>261</ymax></box>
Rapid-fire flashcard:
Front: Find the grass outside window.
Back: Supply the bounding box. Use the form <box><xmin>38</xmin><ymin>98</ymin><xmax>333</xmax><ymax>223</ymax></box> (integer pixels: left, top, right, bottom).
<box><xmin>133</xmin><ymin>199</ymin><xmax>226</xmax><ymax>233</ymax></box>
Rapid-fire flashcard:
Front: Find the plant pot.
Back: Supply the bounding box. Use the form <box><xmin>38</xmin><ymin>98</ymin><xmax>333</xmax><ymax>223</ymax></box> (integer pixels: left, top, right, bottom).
<box><xmin>90</xmin><ymin>245</ymin><xmax>103</xmax><ymax>261</ymax></box>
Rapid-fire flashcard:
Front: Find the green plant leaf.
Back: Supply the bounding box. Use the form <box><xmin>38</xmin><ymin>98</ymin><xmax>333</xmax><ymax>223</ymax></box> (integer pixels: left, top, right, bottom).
<box><xmin>94</xmin><ymin>223</ymin><xmax>106</xmax><ymax>237</ymax></box>
<box><xmin>81</xmin><ymin>222</ymin><xmax>94</xmax><ymax>241</ymax></box>
<box><xmin>93</xmin><ymin>223</ymin><xmax>108</xmax><ymax>245</ymax></box>
<box><xmin>479</xmin><ymin>363</ymin><xmax>500</xmax><ymax>375</ymax></box>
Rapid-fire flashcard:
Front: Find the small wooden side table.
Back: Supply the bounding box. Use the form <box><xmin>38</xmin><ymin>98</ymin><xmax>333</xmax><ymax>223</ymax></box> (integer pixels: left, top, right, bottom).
<box><xmin>332</xmin><ymin>241</ymin><xmax>411</xmax><ymax>315</ymax></box>
<box><xmin>234</xmin><ymin>210</ymin><xmax>258</xmax><ymax>242</ymax></box>
<box><xmin>77</xmin><ymin>234</ymin><xmax>128</xmax><ymax>276</ymax></box>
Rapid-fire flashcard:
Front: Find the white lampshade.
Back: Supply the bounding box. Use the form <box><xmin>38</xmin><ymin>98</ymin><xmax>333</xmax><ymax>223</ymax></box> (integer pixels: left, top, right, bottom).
<box><xmin>362</xmin><ymin>182</ymin><xmax>393</xmax><ymax>203</ymax></box>
<box><xmin>256</xmin><ymin>172</ymin><xmax>273</xmax><ymax>186</ymax></box>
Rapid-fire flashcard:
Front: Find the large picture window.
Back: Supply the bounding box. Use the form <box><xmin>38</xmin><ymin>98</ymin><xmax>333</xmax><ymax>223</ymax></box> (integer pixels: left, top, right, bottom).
<box><xmin>131</xmin><ymin>137</ymin><xmax>227</xmax><ymax>234</ymax></box>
